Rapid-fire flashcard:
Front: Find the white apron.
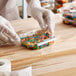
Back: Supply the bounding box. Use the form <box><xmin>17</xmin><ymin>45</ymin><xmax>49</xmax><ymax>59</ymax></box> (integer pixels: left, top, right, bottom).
<box><xmin>0</xmin><ymin>0</ymin><xmax>20</xmax><ymax>20</ymax></box>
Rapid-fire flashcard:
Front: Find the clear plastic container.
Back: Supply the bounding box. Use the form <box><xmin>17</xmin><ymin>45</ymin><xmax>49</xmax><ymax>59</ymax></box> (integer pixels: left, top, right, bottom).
<box><xmin>59</xmin><ymin>3</ymin><xmax>76</xmax><ymax>26</ymax></box>
<box><xmin>19</xmin><ymin>30</ymin><xmax>56</xmax><ymax>50</ymax></box>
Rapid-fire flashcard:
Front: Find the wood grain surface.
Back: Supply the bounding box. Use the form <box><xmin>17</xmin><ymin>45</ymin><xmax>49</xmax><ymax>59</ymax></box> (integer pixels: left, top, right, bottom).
<box><xmin>0</xmin><ymin>14</ymin><xmax>76</xmax><ymax>76</ymax></box>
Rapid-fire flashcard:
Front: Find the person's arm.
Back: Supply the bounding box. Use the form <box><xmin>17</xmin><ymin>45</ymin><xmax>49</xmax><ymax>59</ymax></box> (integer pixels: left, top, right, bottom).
<box><xmin>26</xmin><ymin>0</ymin><xmax>55</xmax><ymax>36</ymax></box>
<box><xmin>0</xmin><ymin>16</ymin><xmax>20</xmax><ymax>46</ymax></box>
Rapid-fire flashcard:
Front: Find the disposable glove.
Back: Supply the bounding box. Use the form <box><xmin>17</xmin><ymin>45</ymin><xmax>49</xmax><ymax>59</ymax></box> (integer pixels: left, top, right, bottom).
<box><xmin>0</xmin><ymin>16</ymin><xmax>20</xmax><ymax>46</ymax></box>
<box><xmin>27</xmin><ymin>0</ymin><xmax>55</xmax><ymax>36</ymax></box>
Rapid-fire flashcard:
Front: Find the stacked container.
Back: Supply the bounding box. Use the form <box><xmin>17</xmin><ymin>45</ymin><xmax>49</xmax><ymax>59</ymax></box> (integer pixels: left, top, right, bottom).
<box><xmin>63</xmin><ymin>6</ymin><xmax>76</xmax><ymax>26</ymax></box>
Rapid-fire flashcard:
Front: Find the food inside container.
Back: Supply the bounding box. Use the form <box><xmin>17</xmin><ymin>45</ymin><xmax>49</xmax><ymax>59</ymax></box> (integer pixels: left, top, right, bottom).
<box><xmin>63</xmin><ymin>10</ymin><xmax>76</xmax><ymax>26</ymax></box>
<box><xmin>20</xmin><ymin>30</ymin><xmax>56</xmax><ymax>50</ymax></box>
<box><xmin>63</xmin><ymin>17</ymin><xmax>76</xmax><ymax>26</ymax></box>
<box><xmin>62</xmin><ymin>5</ymin><xmax>76</xmax><ymax>26</ymax></box>
<box><xmin>40</xmin><ymin>0</ymin><xmax>50</xmax><ymax>8</ymax></box>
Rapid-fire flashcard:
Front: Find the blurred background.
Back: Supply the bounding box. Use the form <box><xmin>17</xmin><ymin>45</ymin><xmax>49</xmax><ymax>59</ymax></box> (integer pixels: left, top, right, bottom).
<box><xmin>16</xmin><ymin>0</ymin><xmax>73</xmax><ymax>18</ymax></box>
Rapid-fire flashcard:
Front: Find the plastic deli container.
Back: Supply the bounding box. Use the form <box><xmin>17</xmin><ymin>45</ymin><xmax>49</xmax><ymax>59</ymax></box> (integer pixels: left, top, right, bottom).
<box><xmin>62</xmin><ymin>9</ymin><xmax>76</xmax><ymax>26</ymax></box>
<box><xmin>63</xmin><ymin>17</ymin><xmax>76</xmax><ymax>26</ymax></box>
<box><xmin>19</xmin><ymin>30</ymin><xmax>56</xmax><ymax>50</ymax></box>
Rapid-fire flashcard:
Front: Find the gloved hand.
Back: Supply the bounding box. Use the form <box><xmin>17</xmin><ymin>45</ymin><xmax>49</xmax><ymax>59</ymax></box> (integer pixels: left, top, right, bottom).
<box><xmin>27</xmin><ymin>0</ymin><xmax>55</xmax><ymax>36</ymax></box>
<box><xmin>0</xmin><ymin>16</ymin><xmax>20</xmax><ymax>46</ymax></box>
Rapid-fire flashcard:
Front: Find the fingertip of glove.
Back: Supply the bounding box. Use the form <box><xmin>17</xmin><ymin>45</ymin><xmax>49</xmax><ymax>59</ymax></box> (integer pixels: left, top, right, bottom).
<box><xmin>14</xmin><ymin>39</ymin><xmax>21</xmax><ymax>46</ymax></box>
<box><xmin>9</xmin><ymin>38</ymin><xmax>21</xmax><ymax>46</ymax></box>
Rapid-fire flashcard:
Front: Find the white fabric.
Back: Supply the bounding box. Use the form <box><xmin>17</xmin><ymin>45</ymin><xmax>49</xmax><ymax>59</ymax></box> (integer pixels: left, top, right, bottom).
<box><xmin>0</xmin><ymin>0</ymin><xmax>20</xmax><ymax>21</ymax></box>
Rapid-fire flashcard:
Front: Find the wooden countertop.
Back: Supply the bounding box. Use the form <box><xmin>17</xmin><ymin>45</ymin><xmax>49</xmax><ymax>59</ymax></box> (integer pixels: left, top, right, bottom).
<box><xmin>0</xmin><ymin>14</ymin><xmax>76</xmax><ymax>76</ymax></box>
